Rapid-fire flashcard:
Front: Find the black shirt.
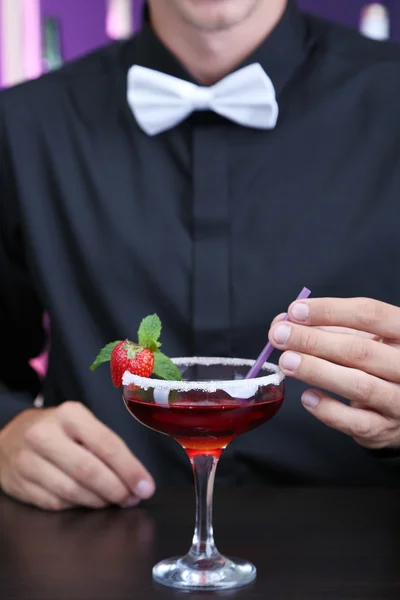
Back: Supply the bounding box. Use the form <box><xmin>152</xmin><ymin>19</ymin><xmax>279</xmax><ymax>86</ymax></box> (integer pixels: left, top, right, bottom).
<box><xmin>1</xmin><ymin>1</ymin><xmax>400</xmax><ymax>485</ymax></box>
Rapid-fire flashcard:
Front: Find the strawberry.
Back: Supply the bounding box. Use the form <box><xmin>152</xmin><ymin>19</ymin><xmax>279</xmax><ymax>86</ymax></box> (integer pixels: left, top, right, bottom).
<box><xmin>110</xmin><ymin>342</ymin><xmax>154</xmax><ymax>388</ymax></box>
<box><xmin>90</xmin><ymin>314</ymin><xmax>182</xmax><ymax>386</ymax></box>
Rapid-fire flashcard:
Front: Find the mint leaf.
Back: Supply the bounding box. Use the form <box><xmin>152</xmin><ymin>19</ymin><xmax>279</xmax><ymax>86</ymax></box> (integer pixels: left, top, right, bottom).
<box><xmin>153</xmin><ymin>352</ymin><xmax>182</xmax><ymax>381</ymax></box>
<box><xmin>90</xmin><ymin>341</ymin><xmax>122</xmax><ymax>371</ymax></box>
<box><xmin>146</xmin><ymin>340</ymin><xmax>162</xmax><ymax>352</ymax></box>
<box><xmin>138</xmin><ymin>314</ymin><xmax>162</xmax><ymax>350</ymax></box>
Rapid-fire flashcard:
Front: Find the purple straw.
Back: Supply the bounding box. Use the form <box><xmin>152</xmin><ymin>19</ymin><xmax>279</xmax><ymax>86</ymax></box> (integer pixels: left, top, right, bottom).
<box><xmin>245</xmin><ymin>287</ymin><xmax>311</xmax><ymax>379</ymax></box>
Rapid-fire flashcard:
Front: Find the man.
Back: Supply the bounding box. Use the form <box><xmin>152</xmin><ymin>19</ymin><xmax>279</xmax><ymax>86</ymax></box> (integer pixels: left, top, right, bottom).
<box><xmin>0</xmin><ymin>0</ymin><xmax>399</xmax><ymax>512</ymax></box>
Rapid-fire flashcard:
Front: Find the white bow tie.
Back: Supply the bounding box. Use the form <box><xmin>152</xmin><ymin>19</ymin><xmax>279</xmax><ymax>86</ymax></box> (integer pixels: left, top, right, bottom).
<box><xmin>127</xmin><ymin>63</ymin><xmax>279</xmax><ymax>136</ymax></box>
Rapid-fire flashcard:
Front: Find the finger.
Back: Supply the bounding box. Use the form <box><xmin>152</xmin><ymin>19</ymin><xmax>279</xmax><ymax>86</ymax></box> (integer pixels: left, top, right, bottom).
<box><xmin>271</xmin><ymin>313</ymin><xmax>287</xmax><ymax>327</ymax></box>
<box><xmin>269</xmin><ymin>322</ymin><xmax>400</xmax><ymax>384</ymax></box>
<box><xmin>20</xmin><ymin>453</ymin><xmax>108</xmax><ymax>509</ymax></box>
<box><xmin>58</xmin><ymin>402</ymin><xmax>155</xmax><ymax>499</ymax></box>
<box><xmin>278</xmin><ymin>351</ymin><xmax>400</xmax><ymax>418</ymax></box>
<box><xmin>7</xmin><ymin>479</ymin><xmax>70</xmax><ymax>512</ymax></box>
<box><xmin>313</xmin><ymin>325</ymin><xmax>379</xmax><ymax>340</ymax></box>
<box><xmin>25</xmin><ymin>424</ymin><xmax>134</xmax><ymax>505</ymax></box>
<box><xmin>287</xmin><ymin>297</ymin><xmax>400</xmax><ymax>340</ymax></box>
<box><xmin>273</xmin><ymin>319</ymin><xmax>373</xmax><ymax>337</ymax></box>
<box><xmin>300</xmin><ymin>389</ymin><xmax>390</xmax><ymax>448</ymax></box>
<box><xmin>272</xmin><ymin>313</ymin><xmax>379</xmax><ymax>341</ymax></box>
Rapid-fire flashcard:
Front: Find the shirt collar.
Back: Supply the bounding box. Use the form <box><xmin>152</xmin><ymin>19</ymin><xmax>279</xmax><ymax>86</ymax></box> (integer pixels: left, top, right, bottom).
<box><xmin>122</xmin><ymin>0</ymin><xmax>312</xmax><ymax>98</ymax></box>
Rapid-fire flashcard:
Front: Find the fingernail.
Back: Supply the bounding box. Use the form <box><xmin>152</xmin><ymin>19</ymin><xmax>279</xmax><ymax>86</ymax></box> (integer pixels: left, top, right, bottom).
<box><xmin>273</xmin><ymin>324</ymin><xmax>291</xmax><ymax>345</ymax></box>
<box><xmin>134</xmin><ymin>480</ymin><xmax>155</xmax><ymax>500</ymax></box>
<box><xmin>302</xmin><ymin>391</ymin><xmax>320</xmax><ymax>409</ymax></box>
<box><xmin>291</xmin><ymin>303</ymin><xmax>309</xmax><ymax>322</ymax></box>
<box><xmin>120</xmin><ymin>496</ymin><xmax>141</xmax><ymax>508</ymax></box>
<box><xmin>281</xmin><ymin>352</ymin><xmax>302</xmax><ymax>371</ymax></box>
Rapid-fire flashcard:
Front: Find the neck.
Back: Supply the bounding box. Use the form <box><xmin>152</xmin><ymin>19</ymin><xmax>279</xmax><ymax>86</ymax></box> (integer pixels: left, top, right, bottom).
<box><xmin>149</xmin><ymin>1</ymin><xmax>288</xmax><ymax>85</ymax></box>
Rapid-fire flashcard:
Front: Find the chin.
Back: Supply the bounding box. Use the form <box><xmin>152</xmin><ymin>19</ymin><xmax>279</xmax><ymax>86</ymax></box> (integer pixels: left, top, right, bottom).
<box><xmin>176</xmin><ymin>0</ymin><xmax>260</xmax><ymax>31</ymax></box>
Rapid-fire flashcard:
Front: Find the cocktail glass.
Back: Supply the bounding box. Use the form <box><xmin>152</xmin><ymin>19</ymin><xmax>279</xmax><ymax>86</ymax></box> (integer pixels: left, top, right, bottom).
<box><xmin>122</xmin><ymin>357</ymin><xmax>285</xmax><ymax>591</ymax></box>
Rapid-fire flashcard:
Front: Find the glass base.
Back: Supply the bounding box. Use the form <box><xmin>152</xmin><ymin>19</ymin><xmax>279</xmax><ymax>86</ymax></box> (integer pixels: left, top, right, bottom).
<box><xmin>152</xmin><ymin>554</ymin><xmax>256</xmax><ymax>590</ymax></box>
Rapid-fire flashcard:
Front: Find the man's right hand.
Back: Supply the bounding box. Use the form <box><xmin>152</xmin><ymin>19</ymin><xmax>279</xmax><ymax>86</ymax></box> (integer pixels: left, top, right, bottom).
<box><xmin>0</xmin><ymin>402</ymin><xmax>155</xmax><ymax>511</ymax></box>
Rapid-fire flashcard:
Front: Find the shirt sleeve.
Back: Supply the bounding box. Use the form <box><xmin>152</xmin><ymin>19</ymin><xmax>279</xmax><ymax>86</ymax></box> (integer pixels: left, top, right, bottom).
<box><xmin>0</xmin><ymin>97</ymin><xmax>46</xmax><ymax>428</ymax></box>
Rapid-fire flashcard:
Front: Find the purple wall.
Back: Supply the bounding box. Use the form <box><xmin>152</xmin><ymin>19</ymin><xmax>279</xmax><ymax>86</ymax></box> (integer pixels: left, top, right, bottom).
<box><xmin>40</xmin><ymin>0</ymin><xmax>109</xmax><ymax>62</ymax></box>
<box><xmin>133</xmin><ymin>0</ymin><xmax>145</xmax><ymax>32</ymax></box>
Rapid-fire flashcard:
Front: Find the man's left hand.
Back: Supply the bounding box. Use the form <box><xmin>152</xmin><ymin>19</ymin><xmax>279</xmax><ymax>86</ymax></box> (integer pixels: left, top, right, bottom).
<box><xmin>269</xmin><ymin>298</ymin><xmax>400</xmax><ymax>449</ymax></box>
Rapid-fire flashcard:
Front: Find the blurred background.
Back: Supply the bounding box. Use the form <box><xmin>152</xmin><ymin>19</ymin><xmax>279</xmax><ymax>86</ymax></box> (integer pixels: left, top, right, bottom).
<box><xmin>0</xmin><ymin>1</ymin><xmax>398</xmax><ymax>89</ymax></box>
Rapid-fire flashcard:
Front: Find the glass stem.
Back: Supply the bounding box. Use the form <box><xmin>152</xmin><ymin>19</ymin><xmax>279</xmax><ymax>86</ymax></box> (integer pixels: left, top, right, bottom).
<box><xmin>188</xmin><ymin>452</ymin><xmax>220</xmax><ymax>561</ymax></box>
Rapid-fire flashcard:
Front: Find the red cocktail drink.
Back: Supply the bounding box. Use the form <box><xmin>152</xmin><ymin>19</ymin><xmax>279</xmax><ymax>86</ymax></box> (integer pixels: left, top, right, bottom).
<box><xmin>122</xmin><ymin>358</ymin><xmax>285</xmax><ymax>591</ymax></box>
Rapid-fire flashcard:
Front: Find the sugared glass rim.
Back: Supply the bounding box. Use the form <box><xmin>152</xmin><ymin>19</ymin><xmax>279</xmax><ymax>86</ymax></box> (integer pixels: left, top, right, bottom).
<box><xmin>122</xmin><ymin>357</ymin><xmax>284</xmax><ymax>395</ymax></box>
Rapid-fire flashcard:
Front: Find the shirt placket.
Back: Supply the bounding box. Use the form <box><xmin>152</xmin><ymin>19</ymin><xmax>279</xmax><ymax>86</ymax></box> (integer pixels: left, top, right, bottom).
<box><xmin>192</xmin><ymin>123</ymin><xmax>231</xmax><ymax>356</ymax></box>
<box><xmin>191</xmin><ymin>121</ymin><xmax>236</xmax><ymax>483</ymax></box>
